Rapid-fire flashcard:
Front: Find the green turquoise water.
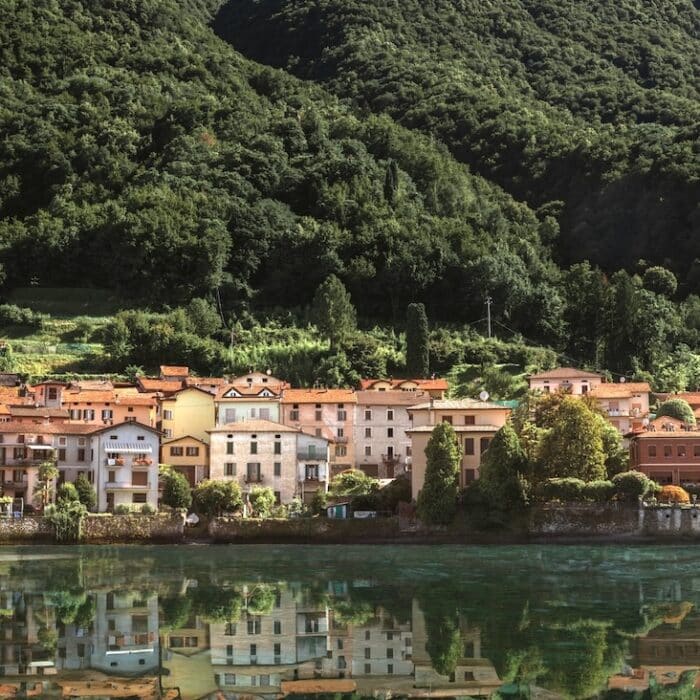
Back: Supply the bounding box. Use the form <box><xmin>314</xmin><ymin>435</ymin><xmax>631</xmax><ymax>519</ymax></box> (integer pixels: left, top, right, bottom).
<box><xmin>0</xmin><ymin>544</ymin><xmax>698</xmax><ymax>699</ymax></box>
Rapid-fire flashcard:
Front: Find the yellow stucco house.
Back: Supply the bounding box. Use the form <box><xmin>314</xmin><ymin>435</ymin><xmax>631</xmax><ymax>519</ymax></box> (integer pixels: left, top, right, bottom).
<box><xmin>160</xmin><ymin>387</ymin><xmax>216</xmax><ymax>443</ymax></box>
<box><xmin>407</xmin><ymin>399</ymin><xmax>510</xmax><ymax>498</ymax></box>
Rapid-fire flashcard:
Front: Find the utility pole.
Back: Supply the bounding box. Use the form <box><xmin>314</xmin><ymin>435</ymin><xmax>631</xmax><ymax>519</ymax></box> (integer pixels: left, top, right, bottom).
<box><xmin>485</xmin><ymin>294</ymin><xmax>493</xmax><ymax>339</ymax></box>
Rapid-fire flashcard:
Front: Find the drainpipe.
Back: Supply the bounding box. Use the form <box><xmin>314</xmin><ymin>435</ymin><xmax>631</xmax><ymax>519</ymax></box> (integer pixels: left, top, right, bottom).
<box><xmin>429</xmin><ymin>398</ymin><xmax>435</xmax><ymax>425</ymax></box>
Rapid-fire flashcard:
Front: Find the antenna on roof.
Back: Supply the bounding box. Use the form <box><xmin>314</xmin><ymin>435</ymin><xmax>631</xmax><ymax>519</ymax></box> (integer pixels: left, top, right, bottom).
<box><xmin>620</xmin><ymin>376</ymin><xmax>626</xmax><ymax>383</ymax></box>
<box><xmin>479</xmin><ymin>390</ymin><xmax>490</xmax><ymax>402</ymax></box>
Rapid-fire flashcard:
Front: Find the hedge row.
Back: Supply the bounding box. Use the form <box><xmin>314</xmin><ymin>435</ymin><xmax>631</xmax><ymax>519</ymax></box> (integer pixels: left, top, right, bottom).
<box><xmin>541</xmin><ymin>471</ymin><xmax>655</xmax><ymax>504</ymax></box>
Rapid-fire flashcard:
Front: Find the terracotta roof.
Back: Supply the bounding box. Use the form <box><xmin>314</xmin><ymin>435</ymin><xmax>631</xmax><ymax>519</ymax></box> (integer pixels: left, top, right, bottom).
<box><xmin>281</xmin><ymin>388</ymin><xmax>357</xmax><ymax>404</ymax></box>
<box><xmin>407</xmin><ymin>424</ymin><xmax>504</xmax><ymax>433</ymax></box>
<box><xmin>660</xmin><ymin>392</ymin><xmax>700</xmax><ymax>407</ymax></box>
<box><xmin>137</xmin><ymin>378</ymin><xmax>183</xmax><ymax>393</ymax></box>
<box><xmin>161</xmin><ymin>435</ymin><xmax>209</xmax><ymax>445</ymax></box>
<box><xmin>208</xmin><ymin>419</ymin><xmax>300</xmax><ymax>433</ymax></box>
<box><xmin>360</xmin><ymin>378</ymin><xmax>449</xmax><ymax>391</ymax></box>
<box><xmin>408</xmin><ymin>399</ymin><xmax>509</xmax><ymax>411</ymax></box>
<box><xmin>185</xmin><ymin>376</ymin><xmax>226</xmax><ymax>387</ymax></box>
<box><xmin>63</xmin><ymin>391</ymin><xmax>115</xmax><ymax>403</ymax></box>
<box><xmin>116</xmin><ymin>394</ymin><xmax>157</xmax><ymax>406</ymax></box>
<box><xmin>9</xmin><ymin>407</ymin><xmax>69</xmax><ymax>418</ymax></box>
<box><xmin>529</xmin><ymin>367</ymin><xmax>603</xmax><ymax>380</ymax></box>
<box><xmin>215</xmin><ymin>383</ymin><xmax>283</xmax><ymax>400</ymax></box>
<box><xmin>356</xmin><ymin>389</ymin><xmax>431</xmax><ymax>406</ymax></box>
<box><xmin>160</xmin><ymin>365</ymin><xmax>189</xmax><ymax>376</ymax></box>
<box><xmin>0</xmin><ymin>405</ymin><xmax>9</xmax><ymax>415</ymax></box>
<box><xmin>0</xmin><ymin>387</ymin><xmax>33</xmax><ymax>405</ymax></box>
<box><xmin>0</xmin><ymin>421</ymin><xmax>99</xmax><ymax>435</ymax></box>
<box><xmin>280</xmin><ymin>680</ymin><xmax>356</xmax><ymax>694</ymax></box>
<box><xmin>69</xmin><ymin>380</ymin><xmax>114</xmax><ymax>391</ymax></box>
<box><xmin>589</xmin><ymin>382</ymin><xmax>651</xmax><ymax>398</ymax></box>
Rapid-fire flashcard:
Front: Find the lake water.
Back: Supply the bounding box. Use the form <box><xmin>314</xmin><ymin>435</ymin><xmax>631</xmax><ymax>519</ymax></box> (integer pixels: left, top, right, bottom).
<box><xmin>0</xmin><ymin>544</ymin><xmax>698</xmax><ymax>699</ymax></box>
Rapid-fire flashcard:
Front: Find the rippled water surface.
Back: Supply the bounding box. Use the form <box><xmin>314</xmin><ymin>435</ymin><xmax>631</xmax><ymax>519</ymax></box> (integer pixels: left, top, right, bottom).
<box><xmin>0</xmin><ymin>544</ymin><xmax>698</xmax><ymax>698</ymax></box>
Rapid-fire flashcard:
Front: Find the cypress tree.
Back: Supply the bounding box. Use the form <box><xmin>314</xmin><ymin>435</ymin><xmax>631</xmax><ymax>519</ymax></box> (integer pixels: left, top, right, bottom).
<box><xmin>416</xmin><ymin>422</ymin><xmax>460</xmax><ymax>525</ymax></box>
<box><xmin>311</xmin><ymin>275</ymin><xmax>357</xmax><ymax>350</ymax></box>
<box><xmin>406</xmin><ymin>302</ymin><xmax>429</xmax><ymax>377</ymax></box>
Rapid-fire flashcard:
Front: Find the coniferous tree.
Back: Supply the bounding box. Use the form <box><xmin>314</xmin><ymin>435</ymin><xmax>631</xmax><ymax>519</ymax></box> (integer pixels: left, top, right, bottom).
<box><xmin>479</xmin><ymin>423</ymin><xmax>529</xmax><ymax>510</ymax></box>
<box><xmin>311</xmin><ymin>275</ymin><xmax>357</xmax><ymax>349</ymax></box>
<box><xmin>406</xmin><ymin>302</ymin><xmax>429</xmax><ymax>378</ymax></box>
<box><xmin>416</xmin><ymin>422</ymin><xmax>460</xmax><ymax>525</ymax></box>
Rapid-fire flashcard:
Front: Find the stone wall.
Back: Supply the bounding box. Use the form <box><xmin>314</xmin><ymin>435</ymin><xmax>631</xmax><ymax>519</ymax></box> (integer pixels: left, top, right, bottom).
<box><xmin>641</xmin><ymin>505</ymin><xmax>700</xmax><ymax>536</ymax></box>
<box><xmin>529</xmin><ymin>503</ymin><xmax>642</xmax><ymax>537</ymax></box>
<box><xmin>0</xmin><ymin>516</ymin><xmax>53</xmax><ymax>542</ymax></box>
<box><xmin>82</xmin><ymin>513</ymin><xmax>185</xmax><ymax>543</ymax></box>
<box><xmin>209</xmin><ymin>516</ymin><xmax>401</xmax><ymax>543</ymax></box>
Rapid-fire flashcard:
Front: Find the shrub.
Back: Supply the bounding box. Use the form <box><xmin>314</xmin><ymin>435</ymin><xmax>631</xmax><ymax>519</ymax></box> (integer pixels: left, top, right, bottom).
<box><xmin>351</xmin><ymin>493</ymin><xmax>380</xmax><ymax>511</ymax></box>
<box><xmin>0</xmin><ymin>304</ymin><xmax>44</xmax><ymax>328</ymax></box>
<box><xmin>74</xmin><ymin>474</ymin><xmax>97</xmax><ymax>510</ymax></box>
<box><xmin>581</xmin><ymin>480</ymin><xmax>615</xmax><ymax>503</ymax></box>
<box><xmin>192</xmin><ymin>479</ymin><xmax>243</xmax><ymax>516</ymax></box>
<box><xmin>45</xmin><ymin>500</ymin><xmax>87</xmax><ymax>542</ymax></box>
<box><xmin>160</xmin><ymin>467</ymin><xmax>192</xmax><ymax>510</ymax></box>
<box><xmin>56</xmin><ymin>483</ymin><xmax>79</xmax><ymax>504</ymax></box>
<box><xmin>656</xmin><ymin>398</ymin><xmax>696</xmax><ymax>426</ymax></box>
<box><xmin>141</xmin><ymin>503</ymin><xmax>156</xmax><ymax>514</ymax></box>
<box><xmin>612</xmin><ymin>470</ymin><xmax>653</xmax><ymax>502</ymax></box>
<box><xmin>310</xmin><ymin>490</ymin><xmax>328</xmax><ymax>516</ymax></box>
<box><xmin>540</xmin><ymin>478</ymin><xmax>586</xmax><ymax>502</ymax></box>
<box><xmin>114</xmin><ymin>504</ymin><xmax>131</xmax><ymax>515</ymax></box>
<box><xmin>658</xmin><ymin>485</ymin><xmax>690</xmax><ymax>504</ymax></box>
<box><xmin>248</xmin><ymin>486</ymin><xmax>275</xmax><ymax>518</ymax></box>
<box><xmin>377</xmin><ymin>474</ymin><xmax>412</xmax><ymax>513</ymax></box>
<box><xmin>329</xmin><ymin>469</ymin><xmax>379</xmax><ymax>497</ymax></box>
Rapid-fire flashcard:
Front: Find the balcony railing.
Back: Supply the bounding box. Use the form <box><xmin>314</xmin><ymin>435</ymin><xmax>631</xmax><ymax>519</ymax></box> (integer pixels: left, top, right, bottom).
<box><xmin>244</xmin><ymin>474</ymin><xmax>264</xmax><ymax>484</ymax></box>
<box><xmin>104</xmin><ymin>482</ymin><xmax>151</xmax><ymax>490</ymax></box>
<box><xmin>334</xmin><ymin>436</ymin><xmax>348</xmax><ymax>444</ymax></box>
<box><xmin>297</xmin><ymin>452</ymin><xmax>324</xmax><ymax>461</ymax></box>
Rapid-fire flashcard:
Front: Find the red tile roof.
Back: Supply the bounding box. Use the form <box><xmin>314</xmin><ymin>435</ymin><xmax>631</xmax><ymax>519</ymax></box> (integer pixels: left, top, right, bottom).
<box><xmin>63</xmin><ymin>391</ymin><xmax>115</xmax><ymax>403</ymax></box>
<box><xmin>356</xmin><ymin>389</ymin><xmax>431</xmax><ymax>406</ymax></box>
<box><xmin>529</xmin><ymin>367</ymin><xmax>603</xmax><ymax>380</ymax></box>
<box><xmin>281</xmin><ymin>388</ymin><xmax>357</xmax><ymax>404</ymax></box>
<box><xmin>588</xmin><ymin>382</ymin><xmax>651</xmax><ymax>398</ymax></box>
<box><xmin>159</xmin><ymin>365</ymin><xmax>189</xmax><ymax>376</ymax></box>
<box><xmin>359</xmin><ymin>378</ymin><xmax>448</xmax><ymax>391</ymax></box>
<box><xmin>137</xmin><ymin>378</ymin><xmax>183</xmax><ymax>393</ymax></box>
<box><xmin>9</xmin><ymin>407</ymin><xmax>69</xmax><ymax>418</ymax></box>
<box><xmin>0</xmin><ymin>421</ymin><xmax>99</xmax><ymax>434</ymax></box>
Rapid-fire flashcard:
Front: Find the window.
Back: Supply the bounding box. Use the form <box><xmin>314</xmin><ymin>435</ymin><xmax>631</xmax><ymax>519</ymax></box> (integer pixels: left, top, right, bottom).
<box><xmin>364</xmin><ymin>648</ymin><xmax>371</xmax><ymax>659</ymax></box>
<box><xmin>163</xmin><ymin>429</ymin><xmax>173</xmax><ymax>438</ymax></box>
<box><xmin>137</xmin><ymin>435</ymin><xmax>145</xmax><ymax>441</ymax></box>
<box><xmin>250</xmin><ymin>643</ymin><xmax>257</xmax><ymax>658</ymax></box>
<box><xmin>78</xmin><ymin>437</ymin><xmax>86</xmax><ymax>446</ymax></box>
<box><xmin>336</xmin><ymin>445</ymin><xmax>347</xmax><ymax>457</ymax></box>
<box><xmin>664</xmin><ymin>445</ymin><xmax>673</xmax><ymax>457</ymax></box>
<box><xmin>247</xmin><ymin>617</ymin><xmax>261</xmax><ymax>634</ymax></box>
<box><xmin>110</xmin><ymin>435</ymin><xmax>118</xmax><ymax>440</ymax></box>
<box><xmin>388</xmin><ymin>663</ymin><xmax>394</xmax><ymax>674</ymax></box>
<box><xmin>13</xmin><ymin>447</ymin><xmax>24</xmax><ymax>460</ymax></box>
<box><xmin>364</xmin><ymin>446</ymin><xmax>372</xmax><ymax>457</ymax></box>
<box><xmin>365</xmin><ymin>630</ymin><xmax>370</xmax><ymax>640</ymax></box>
<box><xmin>259</xmin><ymin>408</ymin><xmax>270</xmax><ymax>420</ymax></box>
<box><xmin>163</xmin><ymin>409</ymin><xmax>173</xmax><ymax>420</ymax></box>
<box><xmin>694</xmin><ymin>445</ymin><xmax>700</xmax><ymax>457</ymax></box>
<box><xmin>679</xmin><ymin>445</ymin><xmax>688</xmax><ymax>457</ymax></box>
<box><xmin>170</xmin><ymin>446</ymin><xmax>184</xmax><ymax>456</ymax></box>
<box><xmin>464</xmin><ymin>415</ymin><xmax>475</xmax><ymax>425</ymax></box>
<box><xmin>464</xmin><ymin>671</ymin><xmax>475</xmax><ymax>681</ymax></box>
<box><xmin>364</xmin><ymin>409</ymin><xmax>372</xmax><ymax>421</ymax></box>
<box><xmin>58</xmin><ymin>448</ymin><xmax>66</xmax><ymax>461</ymax></box>
<box><xmin>387</xmin><ymin>648</ymin><xmax>394</xmax><ymax>658</ymax></box>
<box><xmin>364</xmin><ymin>663</ymin><xmax>371</xmax><ymax>674</ymax></box>
<box><xmin>268</xmin><ymin>461</ymin><xmax>279</xmax><ymax>477</ymax></box>
<box><xmin>290</xmin><ymin>405</ymin><xmax>300</xmax><ymax>421</ymax></box>
<box><xmin>58</xmin><ymin>436</ymin><xmax>67</xmax><ymax>446</ymax></box>
<box><xmin>48</xmin><ymin>387</ymin><xmax>58</xmax><ymax>400</ymax></box>
<box><xmin>337</xmin><ymin>427</ymin><xmax>344</xmax><ymax>438</ymax></box>
<box><xmin>315</xmin><ymin>409</ymin><xmax>322</xmax><ymax>421</ymax></box>
<box><xmin>387</xmin><ymin>428</ymin><xmax>394</xmax><ymax>438</ymax></box>
<box><xmin>386</xmin><ymin>632</ymin><xmax>393</xmax><ymax>641</ymax></box>
<box><xmin>101</xmin><ymin>409</ymin><xmax>113</xmax><ymax>420</ymax></box>
<box><xmin>186</xmin><ymin>446</ymin><xmax>199</xmax><ymax>457</ymax></box>
<box><xmin>273</xmin><ymin>620</ymin><xmax>281</xmax><ymax>635</ymax></box>
<box><xmin>365</xmin><ymin>427</ymin><xmax>372</xmax><ymax>438</ymax></box>
<box><xmin>127</xmin><ymin>407</ymin><xmax>134</xmax><ymax>413</ymax></box>
<box><xmin>337</xmin><ymin>639</ymin><xmax>344</xmax><ymax>650</ymax></box>
<box><xmin>406</xmin><ymin>445</ymin><xmax>412</xmax><ymax>456</ymax></box>
<box><xmin>132</xmin><ymin>493</ymin><xmax>147</xmax><ymax>504</ymax></box>
<box><xmin>648</xmin><ymin>445</ymin><xmax>657</xmax><ymax>457</ymax></box>
<box><xmin>387</xmin><ymin>409</ymin><xmax>394</xmax><ymax>421</ymax></box>
<box><xmin>247</xmin><ymin>463</ymin><xmax>261</xmax><ymax>482</ymax></box>
<box><xmin>387</xmin><ymin>446</ymin><xmax>394</xmax><ymax>458</ymax></box>
<box><xmin>225</xmin><ymin>623</ymin><xmax>236</xmax><ymax>636</ymax></box>
<box><xmin>274</xmin><ymin>491</ymin><xmax>281</xmax><ymax>503</ymax></box>
<box><xmin>464</xmin><ymin>438</ymin><xmax>475</xmax><ymax>455</ymax></box>
<box><xmin>305</xmin><ymin>464</ymin><xmax>319</xmax><ymax>480</ymax></box>
<box><xmin>77</xmin><ymin>448</ymin><xmax>86</xmax><ymax>461</ymax></box>
<box><xmin>480</xmin><ymin>437</ymin><xmax>491</xmax><ymax>454</ymax></box>
<box><xmin>274</xmin><ymin>441</ymin><xmax>281</xmax><ymax>455</ymax></box>
<box><xmin>226</xmin><ymin>441</ymin><xmax>234</xmax><ymax>454</ymax></box>
<box><xmin>83</xmin><ymin>409</ymin><xmax>95</xmax><ymax>421</ymax></box>
<box><xmin>315</xmin><ymin>428</ymin><xmax>322</xmax><ymax>437</ymax></box>
<box><xmin>274</xmin><ymin>642</ymin><xmax>281</xmax><ymax>655</ymax></box>
<box><xmin>250</xmin><ymin>441</ymin><xmax>258</xmax><ymax>454</ymax></box>
<box><xmin>442</xmin><ymin>415</ymin><xmax>453</xmax><ymax>424</ymax></box>
<box><xmin>337</xmin><ymin>405</ymin><xmax>347</xmax><ymax>420</ymax></box>
<box><xmin>225</xmin><ymin>463</ymin><xmax>236</xmax><ymax>476</ymax></box>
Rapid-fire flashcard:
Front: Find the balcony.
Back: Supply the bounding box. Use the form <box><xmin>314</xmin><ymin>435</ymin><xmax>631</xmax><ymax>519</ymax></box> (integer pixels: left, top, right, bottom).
<box><xmin>1</xmin><ymin>480</ymin><xmax>28</xmax><ymax>490</ymax></box>
<box><xmin>334</xmin><ymin>436</ymin><xmax>348</xmax><ymax>444</ymax></box>
<box><xmin>105</xmin><ymin>458</ymin><xmax>125</xmax><ymax>467</ymax></box>
<box><xmin>382</xmin><ymin>454</ymin><xmax>402</xmax><ymax>465</ymax></box>
<box><xmin>107</xmin><ymin>631</ymin><xmax>156</xmax><ymax>649</ymax></box>
<box><xmin>244</xmin><ymin>474</ymin><xmax>264</xmax><ymax>484</ymax></box>
<box><xmin>297</xmin><ymin>452</ymin><xmax>324</xmax><ymax>461</ymax></box>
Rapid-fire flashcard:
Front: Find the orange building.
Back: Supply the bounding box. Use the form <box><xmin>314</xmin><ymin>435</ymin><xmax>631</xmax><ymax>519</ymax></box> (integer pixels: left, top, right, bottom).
<box><xmin>61</xmin><ymin>388</ymin><xmax>157</xmax><ymax>427</ymax></box>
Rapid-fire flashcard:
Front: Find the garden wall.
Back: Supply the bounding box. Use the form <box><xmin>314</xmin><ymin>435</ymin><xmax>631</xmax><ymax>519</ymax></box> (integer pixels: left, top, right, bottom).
<box><xmin>82</xmin><ymin>513</ymin><xmax>185</xmax><ymax>543</ymax></box>
<box><xmin>529</xmin><ymin>503</ymin><xmax>643</xmax><ymax>537</ymax></box>
<box><xmin>209</xmin><ymin>516</ymin><xmax>402</xmax><ymax>543</ymax></box>
<box><xmin>0</xmin><ymin>516</ymin><xmax>53</xmax><ymax>542</ymax></box>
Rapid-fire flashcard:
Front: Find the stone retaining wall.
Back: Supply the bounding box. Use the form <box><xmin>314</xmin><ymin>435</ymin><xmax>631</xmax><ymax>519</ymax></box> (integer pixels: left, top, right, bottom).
<box><xmin>209</xmin><ymin>516</ymin><xmax>402</xmax><ymax>543</ymax></box>
<box><xmin>82</xmin><ymin>513</ymin><xmax>185</xmax><ymax>542</ymax></box>
<box><xmin>0</xmin><ymin>516</ymin><xmax>53</xmax><ymax>542</ymax></box>
<box><xmin>641</xmin><ymin>505</ymin><xmax>700</xmax><ymax>536</ymax></box>
<box><xmin>529</xmin><ymin>503</ymin><xmax>642</xmax><ymax>537</ymax></box>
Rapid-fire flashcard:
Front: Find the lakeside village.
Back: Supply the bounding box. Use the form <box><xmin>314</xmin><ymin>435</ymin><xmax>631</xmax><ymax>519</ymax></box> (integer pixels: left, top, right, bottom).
<box><xmin>0</xmin><ymin>364</ymin><xmax>698</xmax><ymax>530</ymax></box>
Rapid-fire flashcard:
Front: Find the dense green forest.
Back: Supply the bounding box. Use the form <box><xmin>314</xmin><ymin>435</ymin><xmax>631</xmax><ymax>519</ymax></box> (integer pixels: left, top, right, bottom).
<box><xmin>0</xmin><ymin>0</ymin><xmax>699</xmax><ymax>381</ymax></box>
<box><xmin>216</xmin><ymin>0</ymin><xmax>700</xmax><ymax>275</ymax></box>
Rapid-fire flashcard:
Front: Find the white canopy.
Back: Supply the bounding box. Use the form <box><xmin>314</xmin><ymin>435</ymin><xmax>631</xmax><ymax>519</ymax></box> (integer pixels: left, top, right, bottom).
<box><xmin>105</xmin><ymin>443</ymin><xmax>153</xmax><ymax>454</ymax></box>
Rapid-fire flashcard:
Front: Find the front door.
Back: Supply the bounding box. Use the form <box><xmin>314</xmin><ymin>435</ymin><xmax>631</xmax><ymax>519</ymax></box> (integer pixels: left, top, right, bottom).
<box><xmin>106</xmin><ymin>493</ymin><xmax>115</xmax><ymax>512</ymax></box>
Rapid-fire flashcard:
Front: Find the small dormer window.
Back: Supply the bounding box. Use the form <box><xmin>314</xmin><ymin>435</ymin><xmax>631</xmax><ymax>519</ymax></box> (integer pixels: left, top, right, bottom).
<box><xmin>110</xmin><ymin>435</ymin><xmax>118</xmax><ymax>440</ymax></box>
<box><xmin>137</xmin><ymin>435</ymin><xmax>145</xmax><ymax>441</ymax></box>
<box><xmin>275</xmin><ymin>434</ymin><xmax>281</xmax><ymax>439</ymax></box>
<box><xmin>262</xmin><ymin>377</ymin><xmax>268</xmax><ymax>383</ymax></box>
<box><xmin>227</xmin><ymin>434</ymin><xmax>233</xmax><ymax>439</ymax></box>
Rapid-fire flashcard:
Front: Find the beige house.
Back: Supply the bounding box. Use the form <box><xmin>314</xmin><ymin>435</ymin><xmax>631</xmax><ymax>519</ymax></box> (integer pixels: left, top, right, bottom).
<box><xmin>160</xmin><ymin>387</ymin><xmax>216</xmax><ymax>442</ymax></box>
<box><xmin>407</xmin><ymin>399</ymin><xmax>510</xmax><ymax>498</ymax></box>
<box><xmin>588</xmin><ymin>382</ymin><xmax>651</xmax><ymax>434</ymax></box>
<box><xmin>354</xmin><ymin>390</ymin><xmax>429</xmax><ymax>478</ymax></box>
<box><xmin>208</xmin><ymin>419</ymin><xmax>329</xmax><ymax>505</ymax></box>
<box><xmin>528</xmin><ymin>367</ymin><xmax>603</xmax><ymax>395</ymax></box>
<box><xmin>281</xmin><ymin>389</ymin><xmax>357</xmax><ymax>476</ymax></box>
<box><xmin>214</xmin><ymin>375</ymin><xmax>285</xmax><ymax>425</ymax></box>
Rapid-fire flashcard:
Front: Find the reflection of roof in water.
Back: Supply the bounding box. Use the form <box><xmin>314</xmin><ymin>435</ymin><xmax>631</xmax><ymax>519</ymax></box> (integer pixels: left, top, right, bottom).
<box><xmin>281</xmin><ymin>678</ymin><xmax>357</xmax><ymax>694</ymax></box>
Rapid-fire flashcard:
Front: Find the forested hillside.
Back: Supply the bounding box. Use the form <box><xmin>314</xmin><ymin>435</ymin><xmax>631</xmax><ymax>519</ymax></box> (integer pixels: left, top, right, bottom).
<box><xmin>0</xmin><ymin>0</ymin><xmax>562</xmax><ymax>337</ymax></box>
<box><xmin>216</xmin><ymin>0</ymin><xmax>700</xmax><ymax>278</ymax></box>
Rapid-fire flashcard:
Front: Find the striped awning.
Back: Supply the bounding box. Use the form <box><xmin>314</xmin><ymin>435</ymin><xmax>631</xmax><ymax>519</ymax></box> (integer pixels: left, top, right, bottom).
<box><xmin>105</xmin><ymin>443</ymin><xmax>153</xmax><ymax>454</ymax></box>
